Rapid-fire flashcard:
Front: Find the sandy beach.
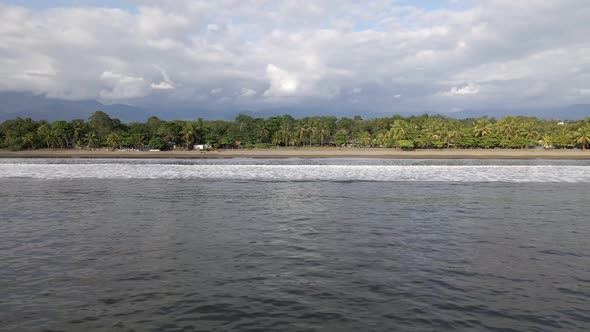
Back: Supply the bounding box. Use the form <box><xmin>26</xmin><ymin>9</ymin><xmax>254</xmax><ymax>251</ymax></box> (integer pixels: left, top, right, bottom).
<box><xmin>1</xmin><ymin>148</ymin><xmax>590</xmax><ymax>159</ymax></box>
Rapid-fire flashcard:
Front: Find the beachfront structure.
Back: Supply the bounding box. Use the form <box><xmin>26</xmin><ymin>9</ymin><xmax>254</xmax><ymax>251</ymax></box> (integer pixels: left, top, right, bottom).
<box><xmin>193</xmin><ymin>144</ymin><xmax>211</xmax><ymax>150</ymax></box>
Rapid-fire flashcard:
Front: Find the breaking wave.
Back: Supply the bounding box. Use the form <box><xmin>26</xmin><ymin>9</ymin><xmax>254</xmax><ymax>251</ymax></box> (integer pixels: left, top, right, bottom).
<box><xmin>1</xmin><ymin>161</ymin><xmax>589</xmax><ymax>182</ymax></box>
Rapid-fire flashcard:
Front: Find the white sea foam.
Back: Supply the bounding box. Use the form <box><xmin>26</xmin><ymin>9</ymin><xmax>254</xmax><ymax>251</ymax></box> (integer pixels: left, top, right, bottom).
<box><xmin>0</xmin><ymin>163</ymin><xmax>589</xmax><ymax>182</ymax></box>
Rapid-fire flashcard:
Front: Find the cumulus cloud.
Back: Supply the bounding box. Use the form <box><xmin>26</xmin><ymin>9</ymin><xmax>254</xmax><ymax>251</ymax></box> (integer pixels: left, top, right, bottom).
<box><xmin>443</xmin><ymin>82</ymin><xmax>480</xmax><ymax>96</ymax></box>
<box><xmin>263</xmin><ymin>64</ymin><xmax>299</xmax><ymax>97</ymax></box>
<box><xmin>0</xmin><ymin>1</ymin><xmax>589</xmax><ymax>113</ymax></box>
<box><xmin>99</xmin><ymin>71</ymin><xmax>149</xmax><ymax>100</ymax></box>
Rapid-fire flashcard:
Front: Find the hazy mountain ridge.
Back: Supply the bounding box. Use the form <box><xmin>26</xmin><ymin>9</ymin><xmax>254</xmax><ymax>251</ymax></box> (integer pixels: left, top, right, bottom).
<box><xmin>447</xmin><ymin>105</ymin><xmax>590</xmax><ymax>120</ymax></box>
<box><xmin>1</xmin><ymin>92</ymin><xmax>589</xmax><ymax>122</ymax></box>
<box><xmin>0</xmin><ymin>92</ymin><xmax>149</xmax><ymax>122</ymax></box>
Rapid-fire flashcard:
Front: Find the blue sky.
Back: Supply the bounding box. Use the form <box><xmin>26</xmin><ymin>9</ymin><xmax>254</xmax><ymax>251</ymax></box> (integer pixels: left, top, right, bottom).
<box><xmin>0</xmin><ymin>0</ymin><xmax>589</xmax><ymax>117</ymax></box>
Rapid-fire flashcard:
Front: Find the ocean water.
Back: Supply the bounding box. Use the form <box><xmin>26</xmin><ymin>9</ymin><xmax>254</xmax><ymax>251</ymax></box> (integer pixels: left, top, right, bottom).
<box><xmin>1</xmin><ymin>159</ymin><xmax>589</xmax><ymax>331</ymax></box>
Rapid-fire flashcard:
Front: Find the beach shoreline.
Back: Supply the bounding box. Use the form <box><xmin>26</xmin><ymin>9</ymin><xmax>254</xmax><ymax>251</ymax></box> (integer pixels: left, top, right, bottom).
<box><xmin>1</xmin><ymin>148</ymin><xmax>590</xmax><ymax>160</ymax></box>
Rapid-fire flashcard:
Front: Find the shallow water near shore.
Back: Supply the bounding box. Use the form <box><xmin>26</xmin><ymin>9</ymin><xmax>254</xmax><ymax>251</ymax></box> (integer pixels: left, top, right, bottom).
<box><xmin>1</xmin><ymin>159</ymin><xmax>590</xmax><ymax>331</ymax></box>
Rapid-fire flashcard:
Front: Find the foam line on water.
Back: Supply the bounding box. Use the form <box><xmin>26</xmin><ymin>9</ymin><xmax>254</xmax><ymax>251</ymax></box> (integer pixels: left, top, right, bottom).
<box><xmin>1</xmin><ymin>163</ymin><xmax>589</xmax><ymax>182</ymax></box>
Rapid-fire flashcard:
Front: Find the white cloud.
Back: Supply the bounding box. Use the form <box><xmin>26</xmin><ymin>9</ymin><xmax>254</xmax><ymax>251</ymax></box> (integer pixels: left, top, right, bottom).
<box><xmin>239</xmin><ymin>88</ymin><xmax>257</xmax><ymax>97</ymax></box>
<box><xmin>442</xmin><ymin>83</ymin><xmax>480</xmax><ymax>96</ymax></box>
<box><xmin>151</xmin><ymin>65</ymin><xmax>175</xmax><ymax>90</ymax></box>
<box><xmin>579</xmin><ymin>88</ymin><xmax>590</xmax><ymax>96</ymax></box>
<box><xmin>99</xmin><ymin>71</ymin><xmax>149</xmax><ymax>100</ymax></box>
<box><xmin>137</xmin><ymin>6</ymin><xmax>189</xmax><ymax>37</ymax></box>
<box><xmin>263</xmin><ymin>64</ymin><xmax>299</xmax><ymax>97</ymax></box>
<box><xmin>151</xmin><ymin>82</ymin><xmax>175</xmax><ymax>90</ymax></box>
<box><xmin>100</xmin><ymin>71</ymin><xmax>123</xmax><ymax>81</ymax></box>
<box><xmin>0</xmin><ymin>1</ymin><xmax>589</xmax><ymax>113</ymax></box>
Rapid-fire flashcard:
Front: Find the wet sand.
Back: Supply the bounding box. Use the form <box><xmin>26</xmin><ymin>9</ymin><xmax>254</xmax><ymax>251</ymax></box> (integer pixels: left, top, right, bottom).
<box><xmin>1</xmin><ymin>148</ymin><xmax>590</xmax><ymax>159</ymax></box>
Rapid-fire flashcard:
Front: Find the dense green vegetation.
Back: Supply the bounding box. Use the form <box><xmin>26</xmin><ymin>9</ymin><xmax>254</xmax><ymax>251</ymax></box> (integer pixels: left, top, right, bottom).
<box><xmin>1</xmin><ymin>111</ymin><xmax>590</xmax><ymax>151</ymax></box>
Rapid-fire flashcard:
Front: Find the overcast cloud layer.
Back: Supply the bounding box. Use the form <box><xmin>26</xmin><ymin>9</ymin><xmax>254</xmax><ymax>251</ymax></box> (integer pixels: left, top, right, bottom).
<box><xmin>1</xmin><ymin>0</ymin><xmax>589</xmax><ymax>115</ymax></box>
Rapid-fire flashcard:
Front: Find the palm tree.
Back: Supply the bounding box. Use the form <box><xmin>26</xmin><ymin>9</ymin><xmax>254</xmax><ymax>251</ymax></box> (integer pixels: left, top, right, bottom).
<box><xmin>391</xmin><ymin>120</ymin><xmax>408</xmax><ymax>140</ymax></box>
<box><xmin>51</xmin><ymin>124</ymin><xmax>68</xmax><ymax>148</ymax></box>
<box><xmin>37</xmin><ymin>124</ymin><xmax>56</xmax><ymax>148</ymax></box>
<box><xmin>257</xmin><ymin>123</ymin><xmax>270</xmax><ymax>143</ymax></box>
<box><xmin>445</xmin><ymin>124</ymin><xmax>464</xmax><ymax>148</ymax></box>
<box><xmin>279</xmin><ymin>123</ymin><xmax>291</xmax><ymax>147</ymax></box>
<box><xmin>271</xmin><ymin>132</ymin><xmax>282</xmax><ymax>146</ymax></box>
<box><xmin>541</xmin><ymin>134</ymin><xmax>553</xmax><ymax>149</ymax></box>
<box><xmin>383</xmin><ymin>128</ymin><xmax>393</xmax><ymax>141</ymax></box>
<box><xmin>553</xmin><ymin>127</ymin><xmax>571</xmax><ymax>148</ymax></box>
<box><xmin>71</xmin><ymin>120</ymin><xmax>85</xmax><ymax>148</ymax></box>
<box><xmin>85</xmin><ymin>131</ymin><xmax>98</xmax><ymax>149</ymax></box>
<box><xmin>519</xmin><ymin>121</ymin><xmax>540</xmax><ymax>146</ymax></box>
<box><xmin>307</xmin><ymin>123</ymin><xmax>317</xmax><ymax>147</ymax></box>
<box><xmin>497</xmin><ymin>117</ymin><xmax>516</xmax><ymax>140</ymax></box>
<box><xmin>317</xmin><ymin>125</ymin><xmax>328</xmax><ymax>146</ymax></box>
<box><xmin>573</xmin><ymin>126</ymin><xmax>590</xmax><ymax>149</ymax></box>
<box><xmin>420</xmin><ymin>120</ymin><xmax>443</xmax><ymax>148</ymax></box>
<box><xmin>375</xmin><ymin>132</ymin><xmax>387</xmax><ymax>146</ymax></box>
<box><xmin>22</xmin><ymin>132</ymin><xmax>34</xmax><ymax>149</ymax></box>
<box><xmin>3</xmin><ymin>130</ymin><xmax>15</xmax><ymax>147</ymax></box>
<box><xmin>106</xmin><ymin>133</ymin><xmax>120</xmax><ymax>150</ymax></box>
<box><xmin>131</xmin><ymin>134</ymin><xmax>145</xmax><ymax>150</ymax></box>
<box><xmin>360</xmin><ymin>131</ymin><xmax>372</xmax><ymax>146</ymax></box>
<box><xmin>180</xmin><ymin>123</ymin><xmax>196</xmax><ymax>149</ymax></box>
<box><xmin>295</xmin><ymin>122</ymin><xmax>306</xmax><ymax>146</ymax></box>
<box><xmin>473</xmin><ymin>119</ymin><xmax>493</xmax><ymax>138</ymax></box>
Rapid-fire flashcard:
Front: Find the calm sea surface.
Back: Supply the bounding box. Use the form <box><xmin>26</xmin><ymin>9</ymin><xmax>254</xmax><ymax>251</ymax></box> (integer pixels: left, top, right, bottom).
<box><xmin>1</xmin><ymin>158</ymin><xmax>589</xmax><ymax>331</ymax></box>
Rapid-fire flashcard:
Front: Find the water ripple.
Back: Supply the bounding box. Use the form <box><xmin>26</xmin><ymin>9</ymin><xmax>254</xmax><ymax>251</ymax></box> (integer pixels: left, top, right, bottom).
<box><xmin>1</xmin><ymin>163</ymin><xmax>589</xmax><ymax>331</ymax></box>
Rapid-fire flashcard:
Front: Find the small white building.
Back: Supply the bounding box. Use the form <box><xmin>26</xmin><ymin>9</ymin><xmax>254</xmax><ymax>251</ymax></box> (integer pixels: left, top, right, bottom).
<box><xmin>193</xmin><ymin>144</ymin><xmax>211</xmax><ymax>150</ymax></box>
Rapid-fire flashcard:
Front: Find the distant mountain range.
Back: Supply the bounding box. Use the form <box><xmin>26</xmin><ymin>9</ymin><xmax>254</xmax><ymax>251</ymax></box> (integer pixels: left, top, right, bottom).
<box><xmin>0</xmin><ymin>91</ymin><xmax>589</xmax><ymax>122</ymax></box>
<box><xmin>0</xmin><ymin>92</ymin><xmax>149</xmax><ymax>122</ymax></box>
<box><xmin>447</xmin><ymin>105</ymin><xmax>590</xmax><ymax>120</ymax></box>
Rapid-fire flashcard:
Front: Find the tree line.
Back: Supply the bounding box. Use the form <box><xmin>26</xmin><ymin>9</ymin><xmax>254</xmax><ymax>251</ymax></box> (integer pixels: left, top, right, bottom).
<box><xmin>1</xmin><ymin>111</ymin><xmax>590</xmax><ymax>151</ymax></box>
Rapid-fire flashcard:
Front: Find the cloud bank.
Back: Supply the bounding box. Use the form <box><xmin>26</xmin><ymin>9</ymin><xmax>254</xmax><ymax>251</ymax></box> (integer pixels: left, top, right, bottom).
<box><xmin>1</xmin><ymin>0</ymin><xmax>589</xmax><ymax>115</ymax></box>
